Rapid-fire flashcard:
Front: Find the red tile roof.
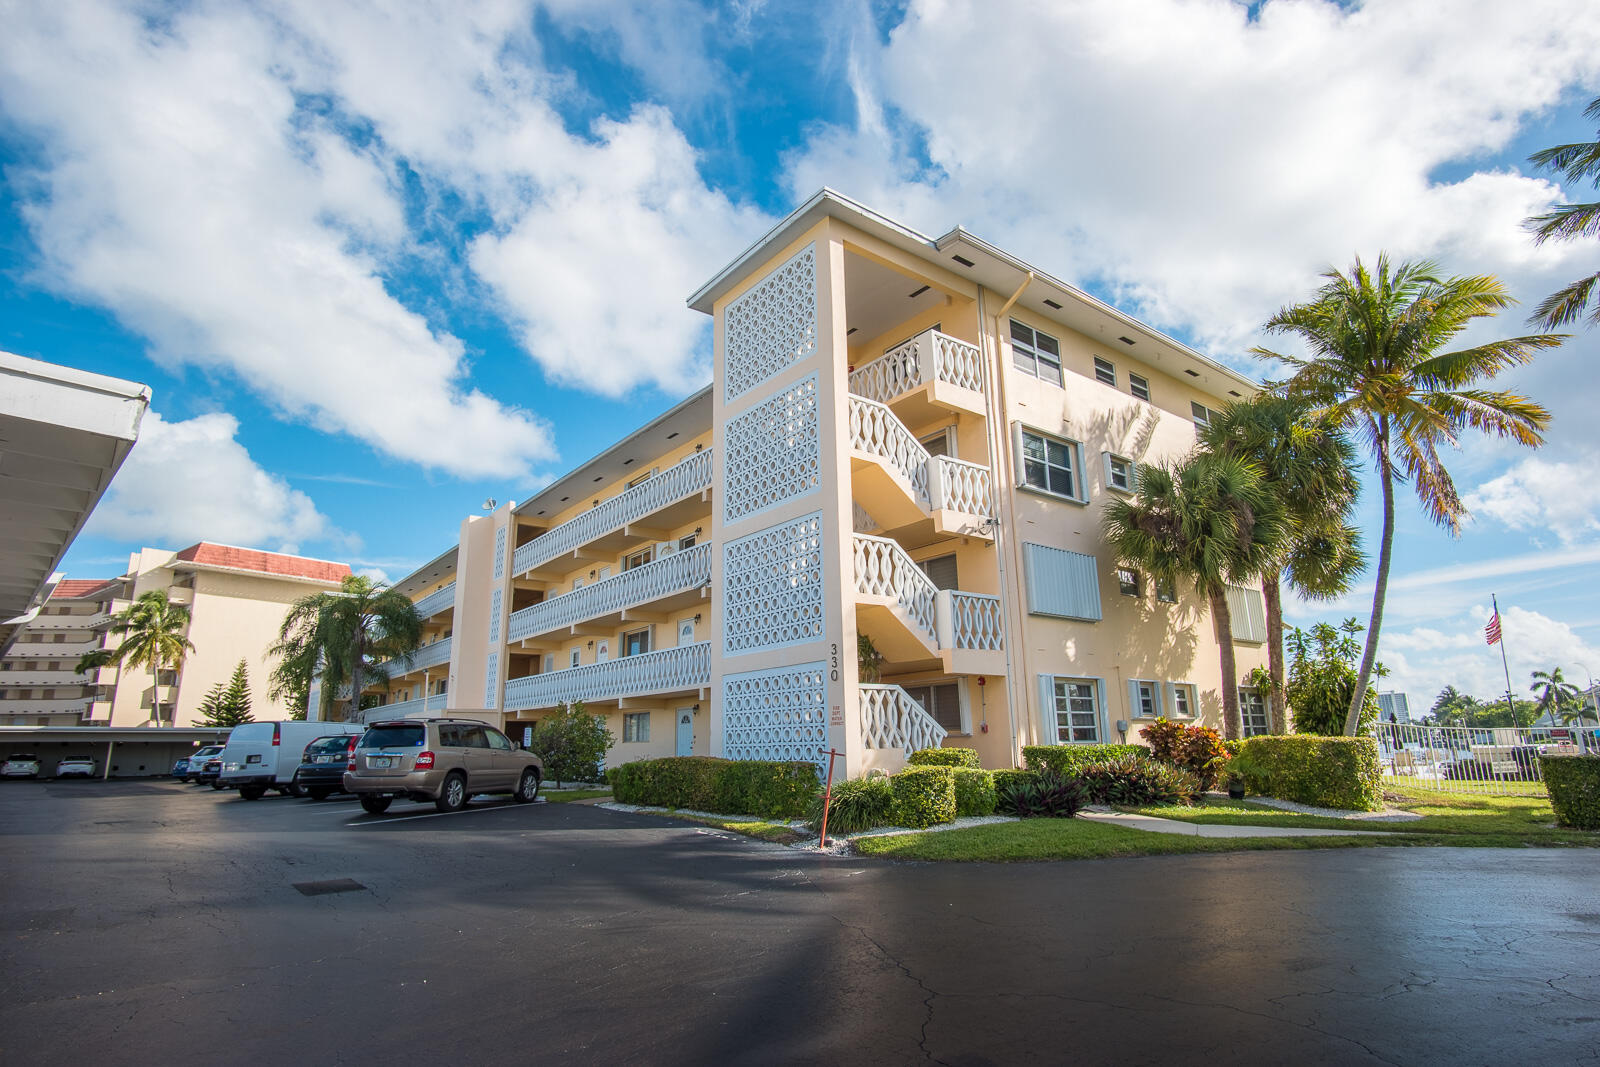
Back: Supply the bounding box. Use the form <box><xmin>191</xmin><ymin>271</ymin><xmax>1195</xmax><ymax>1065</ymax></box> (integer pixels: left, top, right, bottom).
<box><xmin>50</xmin><ymin>579</ymin><xmax>119</xmax><ymax>600</ymax></box>
<box><xmin>172</xmin><ymin>543</ymin><xmax>351</xmax><ymax>583</ymax></box>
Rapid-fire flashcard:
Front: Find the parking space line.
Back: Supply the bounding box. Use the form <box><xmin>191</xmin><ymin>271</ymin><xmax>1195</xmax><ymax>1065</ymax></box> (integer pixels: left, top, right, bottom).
<box><xmin>346</xmin><ymin>800</ymin><xmax>525</xmax><ymax>825</ymax></box>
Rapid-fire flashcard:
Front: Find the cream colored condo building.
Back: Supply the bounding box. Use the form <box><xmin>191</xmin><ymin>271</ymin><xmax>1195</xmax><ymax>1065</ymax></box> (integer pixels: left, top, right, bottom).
<box><xmin>1</xmin><ymin>543</ymin><xmax>350</xmax><ymax>727</ymax></box>
<box><xmin>348</xmin><ymin>191</ymin><xmax>1272</xmax><ymax>777</ymax></box>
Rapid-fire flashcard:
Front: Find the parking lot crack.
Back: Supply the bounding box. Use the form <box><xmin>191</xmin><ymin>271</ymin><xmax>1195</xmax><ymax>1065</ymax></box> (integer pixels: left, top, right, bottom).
<box><xmin>830</xmin><ymin>915</ymin><xmax>947</xmax><ymax>1065</ymax></box>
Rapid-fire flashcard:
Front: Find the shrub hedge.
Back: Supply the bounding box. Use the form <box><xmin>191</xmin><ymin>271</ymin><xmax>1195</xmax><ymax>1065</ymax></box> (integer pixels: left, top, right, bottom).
<box><xmin>607</xmin><ymin>756</ymin><xmax>819</xmax><ymax>818</ymax></box>
<box><xmin>996</xmin><ymin>770</ymin><xmax>1087</xmax><ymax>818</ymax></box>
<box><xmin>890</xmin><ymin>765</ymin><xmax>957</xmax><ymax>828</ymax></box>
<box><xmin>1076</xmin><ymin>754</ymin><xmax>1202</xmax><ymax>806</ymax></box>
<box><xmin>909</xmin><ymin>747</ymin><xmax>981</xmax><ymax>768</ymax></box>
<box><xmin>1022</xmin><ymin>744</ymin><xmax>1144</xmax><ymax>777</ymax></box>
<box><xmin>1230</xmin><ymin>735</ymin><xmax>1380</xmax><ymax>811</ymax></box>
<box><xmin>807</xmin><ymin>775</ymin><xmax>894</xmax><ymax>833</ymax></box>
<box><xmin>991</xmin><ymin>768</ymin><xmax>1038</xmax><ymax>798</ymax></box>
<box><xmin>951</xmin><ymin>767</ymin><xmax>997</xmax><ymax>816</ymax></box>
<box><xmin>1540</xmin><ymin>755</ymin><xmax>1600</xmax><ymax>830</ymax></box>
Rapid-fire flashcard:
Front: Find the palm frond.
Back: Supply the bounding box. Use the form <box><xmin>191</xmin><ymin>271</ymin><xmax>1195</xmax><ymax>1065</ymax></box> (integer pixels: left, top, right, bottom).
<box><xmin>1529</xmin><ymin>273</ymin><xmax>1600</xmax><ymax>329</ymax></box>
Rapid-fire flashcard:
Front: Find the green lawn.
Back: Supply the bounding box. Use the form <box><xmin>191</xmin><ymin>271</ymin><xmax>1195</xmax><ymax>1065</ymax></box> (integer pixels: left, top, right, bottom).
<box><xmin>544</xmin><ymin>788</ymin><xmax>613</xmax><ymax>804</ymax></box>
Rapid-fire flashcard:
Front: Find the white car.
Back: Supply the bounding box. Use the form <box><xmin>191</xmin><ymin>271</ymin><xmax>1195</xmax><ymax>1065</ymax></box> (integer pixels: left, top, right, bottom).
<box><xmin>54</xmin><ymin>758</ymin><xmax>98</xmax><ymax>779</ymax></box>
<box><xmin>2</xmin><ymin>753</ymin><xmax>42</xmax><ymax>779</ymax></box>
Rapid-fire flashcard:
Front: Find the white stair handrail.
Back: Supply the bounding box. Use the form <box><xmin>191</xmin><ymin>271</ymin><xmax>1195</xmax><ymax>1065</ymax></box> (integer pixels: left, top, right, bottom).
<box><xmin>847</xmin><ymin>396</ymin><xmax>931</xmax><ymax>508</ymax></box>
<box><xmin>859</xmin><ymin>683</ymin><xmax>948</xmax><ymax>755</ymax></box>
<box><xmin>852</xmin><ymin>534</ymin><xmax>938</xmax><ymax>645</ymax></box>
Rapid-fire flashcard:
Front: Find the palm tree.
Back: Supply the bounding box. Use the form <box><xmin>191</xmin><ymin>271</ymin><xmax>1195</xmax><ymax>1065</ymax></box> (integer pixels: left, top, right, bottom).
<box><xmin>1524</xmin><ymin>95</ymin><xmax>1600</xmax><ymax>329</ymax></box>
<box><xmin>1256</xmin><ymin>256</ymin><xmax>1561</xmax><ymax>735</ymax></box>
<box><xmin>1530</xmin><ymin>667</ymin><xmax>1582</xmax><ymax>725</ymax></box>
<box><xmin>268</xmin><ymin>575</ymin><xmax>423</xmax><ymax>721</ymax></box>
<box><xmin>1198</xmin><ymin>395</ymin><xmax>1365</xmax><ymax>733</ymax></box>
<box><xmin>1427</xmin><ymin>684</ymin><xmax>1478</xmax><ymax>727</ymax></box>
<box><xmin>1103</xmin><ymin>451</ymin><xmax>1288</xmax><ymax>739</ymax></box>
<box><xmin>76</xmin><ymin>590</ymin><xmax>196</xmax><ymax>723</ymax></box>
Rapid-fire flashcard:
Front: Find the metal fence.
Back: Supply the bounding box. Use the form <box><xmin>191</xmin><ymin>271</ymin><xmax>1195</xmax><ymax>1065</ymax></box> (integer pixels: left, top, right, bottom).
<box><xmin>1374</xmin><ymin>722</ymin><xmax>1597</xmax><ymax>796</ymax></box>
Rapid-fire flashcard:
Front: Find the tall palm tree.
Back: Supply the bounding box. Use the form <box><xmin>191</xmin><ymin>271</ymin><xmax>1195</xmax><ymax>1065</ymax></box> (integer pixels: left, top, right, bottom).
<box><xmin>1103</xmin><ymin>451</ymin><xmax>1287</xmax><ymax>739</ymax></box>
<box><xmin>76</xmin><ymin>590</ymin><xmax>196</xmax><ymax>723</ymax></box>
<box><xmin>1530</xmin><ymin>667</ymin><xmax>1582</xmax><ymax>725</ymax></box>
<box><xmin>1198</xmin><ymin>395</ymin><xmax>1366</xmax><ymax>733</ymax></box>
<box><xmin>1428</xmin><ymin>684</ymin><xmax>1478</xmax><ymax>727</ymax></box>
<box><xmin>268</xmin><ymin>575</ymin><xmax>423</xmax><ymax>721</ymax></box>
<box><xmin>1255</xmin><ymin>256</ymin><xmax>1561</xmax><ymax>735</ymax></box>
<box><xmin>1524</xmin><ymin>94</ymin><xmax>1600</xmax><ymax>329</ymax></box>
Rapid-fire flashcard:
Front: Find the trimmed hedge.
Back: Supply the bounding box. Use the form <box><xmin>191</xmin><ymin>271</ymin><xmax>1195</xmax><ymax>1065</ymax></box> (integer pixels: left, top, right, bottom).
<box><xmin>909</xmin><ymin>747</ymin><xmax>981</xmax><ymax>768</ymax></box>
<box><xmin>1022</xmin><ymin>744</ymin><xmax>1144</xmax><ymax>777</ymax></box>
<box><xmin>608</xmin><ymin>756</ymin><xmax>819</xmax><ymax>818</ymax></box>
<box><xmin>951</xmin><ymin>767</ymin><xmax>997</xmax><ymax>816</ymax></box>
<box><xmin>1540</xmin><ymin>755</ymin><xmax>1600</xmax><ymax>830</ymax></box>
<box><xmin>991</xmin><ymin>768</ymin><xmax>1038</xmax><ymax>797</ymax></box>
<box><xmin>891</xmin><ymin>766</ymin><xmax>957</xmax><ymax>828</ymax></box>
<box><xmin>1230</xmin><ymin>735</ymin><xmax>1380</xmax><ymax>811</ymax></box>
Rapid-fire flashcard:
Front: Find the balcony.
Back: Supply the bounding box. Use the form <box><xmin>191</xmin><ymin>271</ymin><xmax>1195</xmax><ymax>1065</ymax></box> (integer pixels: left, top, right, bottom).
<box><xmin>414</xmin><ymin>582</ymin><xmax>456</xmax><ymax>619</ymax></box>
<box><xmin>42</xmin><ymin>612</ymin><xmax>111</xmax><ymax>631</ymax></box>
<box><xmin>8</xmin><ymin>639</ymin><xmax>101</xmax><ymax>658</ymax></box>
<box><xmin>848</xmin><ymin>329</ymin><xmax>986</xmax><ymax>421</ymax></box>
<box><xmin>502</xmin><ymin>641</ymin><xmax>710</xmax><ymax>713</ymax></box>
<box><xmin>937</xmin><ymin>591</ymin><xmax>1006</xmax><ymax>675</ymax></box>
<box><xmin>853</xmin><ymin>534</ymin><xmax>1004</xmax><ymax>673</ymax></box>
<box><xmin>0</xmin><ymin>697</ymin><xmax>93</xmax><ymax>714</ymax></box>
<box><xmin>513</xmin><ymin>448</ymin><xmax>714</xmax><ymax>577</ymax></box>
<box><xmin>389</xmin><ymin>637</ymin><xmax>452</xmax><ymax>675</ymax></box>
<box><xmin>508</xmin><ymin>543</ymin><xmax>711</xmax><ymax>644</ymax></box>
<box><xmin>0</xmin><ymin>671</ymin><xmax>88</xmax><ymax>686</ymax></box>
<box><xmin>848</xmin><ymin>396</ymin><xmax>994</xmax><ymax>542</ymax></box>
<box><xmin>362</xmin><ymin>692</ymin><xmax>448</xmax><ymax>723</ymax></box>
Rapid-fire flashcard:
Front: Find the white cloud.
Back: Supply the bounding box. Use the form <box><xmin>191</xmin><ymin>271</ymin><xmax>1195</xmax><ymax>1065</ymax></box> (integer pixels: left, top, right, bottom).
<box><xmin>1378</xmin><ymin>605</ymin><xmax>1600</xmax><ymax>708</ymax></box>
<box><xmin>1464</xmin><ymin>455</ymin><xmax>1600</xmax><ymax>545</ymax></box>
<box><xmin>87</xmin><ymin>411</ymin><xmax>340</xmax><ymax>555</ymax></box>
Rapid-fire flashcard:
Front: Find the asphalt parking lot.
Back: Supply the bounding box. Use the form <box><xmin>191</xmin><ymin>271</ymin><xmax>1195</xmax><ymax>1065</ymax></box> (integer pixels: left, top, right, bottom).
<box><xmin>3</xmin><ymin>779</ymin><xmax>1599</xmax><ymax>1065</ymax></box>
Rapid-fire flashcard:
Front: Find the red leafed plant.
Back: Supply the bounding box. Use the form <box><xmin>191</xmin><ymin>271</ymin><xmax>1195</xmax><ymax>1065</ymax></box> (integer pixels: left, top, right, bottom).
<box><xmin>1140</xmin><ymin>717</ymin><xmax>1229</xmax><ymax>790</ymax></box>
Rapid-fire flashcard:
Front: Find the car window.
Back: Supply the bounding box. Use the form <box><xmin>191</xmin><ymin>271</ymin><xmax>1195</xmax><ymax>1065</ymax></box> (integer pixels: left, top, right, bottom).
<box><xmin>359</xmin><ymin>724</ymin><xmax>425</xmax><ymax>748</ymax></box>
<box><xmin>460</xmin><ymin>726</ymin><xmax>490</xmax><ymax>749</ymax></box>
<box><xmin>437</xmin><ymin>724</ymin><xmax>462</xmax><ymax>747</ymax></box>
<box><xmin>484</xmin><ymin>729</ymin><xmax>512</xmax><ymax>751</ymax></box>
<box><xmin>9</xmin><ymin>753</ymin><xmax>37</xmax><ymax>760</ymax></box>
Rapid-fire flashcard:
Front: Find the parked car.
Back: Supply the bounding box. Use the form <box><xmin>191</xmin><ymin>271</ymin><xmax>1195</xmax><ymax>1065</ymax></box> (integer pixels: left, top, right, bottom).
<box><xmin>344</xmin><ymin>718</ymin><xmax>543</xmax><ymax>815</ymax></box>
<box><xmin>195</xmin><ymin>756</ymin><xmax>224</xmax><ymax>788</ymax></box>
<box><xmin>219</xmin><ymin>720</ymin><xmax>364</xmax><ymax>800</ymax></box>
<box><xmin>171</xmin><ymin>756</ymin><xmax>192</xmax><ymax>778</ymax></box>
<box><xmin>184</xmin><ymin>745</ymin><xmax>225</xmax><ymax>783</ymax></box>
<box><xmin>296</xmin><ymin>734</ymin><xmax>359</xmax><ymax>800</ymax></box>
<box><xmin>54</xmin><ymin>758</ymin><xmax>98</xmax><ymax>779</ymax></box>
<box><xmin>2</xmin><ymin>754</ymin><xmax>42</xmax><ymax>779</ymax></box>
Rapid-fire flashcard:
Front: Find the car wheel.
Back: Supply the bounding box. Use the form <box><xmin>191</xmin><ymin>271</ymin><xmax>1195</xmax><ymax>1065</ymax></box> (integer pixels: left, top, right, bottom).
<box><xmin>359</xmin><ymin>795</ymin><xmax>391</xmax><ymax>815</ymax></box>
<box><xmin>238</xmin><ymin>785</ymin><xmax>266</xmax><ymax>801</ymax></box>
<box><xmin>435</xmin><ymin>773</ymin><xmax>468</xmax><ymax>813</ymax></box>
<box><xmin>308</xmin><ymin>787</ymin><xmax>332</xmax><ymax>801</ymax></box>
<box><xmin>210</xmin><ymin>780</ymin><xmax>225</xmax><ymax>790</ymax></box>
<box><xmin>513</xmin><ymin>769</ymin><xmax>541</xmax><ymax>803</ymax></box>
<box><xmin>281</xmin><ymin>779</ymin><xmax>304</xmax><ymax>798</ymax></box>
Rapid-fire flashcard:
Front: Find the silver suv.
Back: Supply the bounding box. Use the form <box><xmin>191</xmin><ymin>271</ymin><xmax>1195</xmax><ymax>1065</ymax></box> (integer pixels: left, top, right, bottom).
<box><xmin>343</xmin><ymin>718</ymin><xmax>543</xmax><ymax>815</ymax></box>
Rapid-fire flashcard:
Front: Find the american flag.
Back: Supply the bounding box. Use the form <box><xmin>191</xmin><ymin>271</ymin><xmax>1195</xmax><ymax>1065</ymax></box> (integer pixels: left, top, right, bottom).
<box><xmin>1485</xmin><ymin>611</ymin><xmax>1502</xmax><ymax>646</ymax></box>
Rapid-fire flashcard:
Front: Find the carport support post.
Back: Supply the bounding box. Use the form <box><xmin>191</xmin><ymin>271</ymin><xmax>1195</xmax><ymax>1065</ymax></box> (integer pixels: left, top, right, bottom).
<box><xmin>103</xmin><ymin>740</ymin><xmax>114</xmax><ymax>780</ymax></box>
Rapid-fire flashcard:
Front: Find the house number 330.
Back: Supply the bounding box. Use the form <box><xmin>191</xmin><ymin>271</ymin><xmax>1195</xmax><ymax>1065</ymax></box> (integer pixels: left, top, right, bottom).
<box><xmin>829</xmin><ymin>642</ymin><xmax>839</xmax><ymax>681</ymax></box>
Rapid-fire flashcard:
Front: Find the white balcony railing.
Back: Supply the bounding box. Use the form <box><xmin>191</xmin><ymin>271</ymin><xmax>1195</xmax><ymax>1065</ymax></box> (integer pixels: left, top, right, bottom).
<box><xmin>0</xmin><ymin>671</ymin><xmax>88</xmax><ymax>686</ymax></box>
<box><xmin>938</xmin><ymin>591</ymin><xmax>1004</xmax><ymax>651</ymax></box>
<box><xmin>848</xmin><ymin>329</ymin><xmax>984</xmax><ymax>404</ymax></box>
<box><xmin>8</xmin><ymin>640</ymin><xmax>101</xmax><ymax>658</ymax></box>
<box><xmin>392</xmin><ymin>637</ymin><xmax>452</xmax><ymax>673</ymax></box>
<box><xmin>414</xmin><ymin>582</ymin><xmax>456</xmax><ymax>619</ymax></box>
<box><xmin>502</xmin><ymin>642</ymin><xmax>711</xmax><ymax>712</ymax></box>
<box><xmin>512</xmin><ymin>448</ymin><xmax>714</xmax><ymax>577</ymax></box>
<box><xmin>931</xmin><ymin>456</ymin><xmax>993</xmax><ymax>518</ymax></box>
<box><xmin>853</xmin><ymin>534</ymin><xmax>938</xmax><ymax>646</ymax></box>
<box><xmin>362</xmin><ymin>692</ymin><xmax>448</xmax><ymax>723</ymax></box>
<box><xmin>859</xmin><ymin>683</ymin><xmax>948</xmax><ymax>755</ymax></box>
<box><xmin>0</xmin><ymin>697</ymin><xmax>94</xmax><ymax>714</ymax></box>
<box><xmin>508</xmin><ymin>543</ymin><xmax>711</xmax><ymax>643</ymax></box>
<box><xmin>848</xmin><ymin>396</ymin><xmax>931</xmax><ymax>508</ymax></box>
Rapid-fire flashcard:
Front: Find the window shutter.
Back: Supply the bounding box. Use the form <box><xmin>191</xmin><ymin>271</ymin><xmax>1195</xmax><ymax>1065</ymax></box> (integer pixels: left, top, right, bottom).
<box><xmin>1037</xmin><ymin>674</ymin><xmax>1057</xmax><ymax>746</ymax></box>
<box><xmin>1127</xmin><ymin>679</ymin><xmax>1141</xmax><ymax>719</ymax></box>
<box><xmin>1093</xmin><ymin>677</ymin><xmax>1109</xmax><ymax>741</ymax></box>
<box><xmin>1022</xmin><ymin>543</ymin><xmax>1102</xmax><ymax>621</ymax></box>
<box><xmin>1012</xmin><ymin>423</ymin><xmax>1028</xmax><ymax>488</ymax></box>
<box><xmin>1102</xmin><ymin>451</ymin><xmax>1114</xmax><ymax>489</ymax></box>
<box><xmin>1163</xmin><ymin>681</ymin><xmax>1178</xmax><ymax>717</ymax></box>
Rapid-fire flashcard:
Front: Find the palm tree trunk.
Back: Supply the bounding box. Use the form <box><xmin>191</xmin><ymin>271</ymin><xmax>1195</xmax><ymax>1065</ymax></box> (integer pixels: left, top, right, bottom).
<box><xmin>1263</xmin><ymin>569</ymin><xmax>1287</xmax><ymax>733</ymax></box>
<box><xmin>349</xmin><ymin>630</ymin><xmax>364</xmax><ymax>724</ymax></box>
<box><xmin>1347</xmin><ymin>431</ymin><xmax>1394</xmax><ymax>736</ymax></box>
<box><xmin>151</xmin><ymin>663</ymin><xmax>162</xmax><ymax>725</ymax></box>
<box><xmin>1209</xmin><ymin>585</ymin><xmax>1241</xmax><ymax>740</ymax></box>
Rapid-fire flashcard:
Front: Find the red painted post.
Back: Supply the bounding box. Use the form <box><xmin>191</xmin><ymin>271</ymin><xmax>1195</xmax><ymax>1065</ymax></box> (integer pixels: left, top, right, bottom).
<box><xmin>818</xmin><ymin>747</ymin><xmax>843</xmax><ymax>849</ymax></box>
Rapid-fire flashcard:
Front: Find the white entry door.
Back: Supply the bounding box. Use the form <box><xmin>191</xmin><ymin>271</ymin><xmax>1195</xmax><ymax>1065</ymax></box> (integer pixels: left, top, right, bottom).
<box><xmin>675</xmin><ymin>710</ymin><xmax>694</xmax><ymax>756</ymax></box>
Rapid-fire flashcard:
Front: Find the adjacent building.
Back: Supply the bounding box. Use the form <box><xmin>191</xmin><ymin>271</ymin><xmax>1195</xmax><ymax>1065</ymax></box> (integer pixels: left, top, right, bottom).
<box><xmin>1376</xmin><ymin>691</ymin><xmax>1411</xmax><ymax>724</ymax></box>
<box><xmin>1</xmin><ymin>543</ymin><xmax>350</xmax><ymax>727</ymax></box>
<box><xmin>343</xmin><ymin>191</ymin><xmax>1271</xmax><ymax>777</ymax></box>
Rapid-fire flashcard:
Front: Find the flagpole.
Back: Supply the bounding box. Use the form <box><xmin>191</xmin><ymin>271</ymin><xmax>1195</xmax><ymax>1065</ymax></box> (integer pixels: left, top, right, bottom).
<box><xmin>1493</xmin><ymin>593</ymin><xmax>1518</xmax><ymax>728</ymax></box>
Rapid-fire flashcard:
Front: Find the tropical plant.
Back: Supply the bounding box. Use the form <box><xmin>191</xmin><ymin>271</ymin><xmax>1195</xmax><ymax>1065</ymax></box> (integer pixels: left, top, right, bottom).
<box><xmin>807</xmin><ymin>775</ymin><xmax>894</xmax><ymax>832</ymax></box>
<box><xmin>1139</xmin><ymin>717</ymin><xmax>1229</xmax><ymax>789</ymax></box>
<box><xmin>1256</xmin><ymin>256</ymin><xmax>1560</xmax><ymax>734</ymax></box>
<box><xmin>1075</xmin><ymin>754</ymin><xmax>1203</xmax><ymax>807</ymax></box>
<box><xmin>267</xmin><ymin>574</ymin><xmax>423</xmax><ymax>721</ymax></box>
<box><xmin>1427</xmin><ymin>685</ymin><xmax>1480</xmax><ymax>727</ymax></box>
<box><xmin>195</xmin><ymin>659</ymin><xmax>255</xmax><ymax>728</ymax></box>
<box><xmin>1524</xmin><ymin>94</ymin><xmax>1600</xmax><ymax>329</ymax></box>
<box><xmin>1283</xmin><ymin>620</ymin><xmax>1381</xmax><ymax>736</ymax></box>
<box><xmin>1103</xmin><ymin>451</ymin><xmax>1288</xmax><ymax>739</ymax></box>
<box><xmin>1198</xmin><ymin>395</ymin><xmax>1365</xmax><ymax>732</ymax></box>
<box><xmin>994</xmin><ymin>769</ymin><xmax>1088</xmax><ymax>818</ymax></box>
<box><xmin>1530</xmin><ymin>667</ymin><xmax>1583</xmax><ymax>725</ymax></box>
<box><xmin>857</xmin><ymin>633</ymin><xmax>885</xmax><ymax>683</ymax></box>
<box><xmin>527</xmin><ymin>701</ymin><xmax>613</xmax><ymax>786</ymax></box>
<box><xmin>75</xmin><ymin>590</ymin><xmax>195</xmax><ymax>724</ymax></box>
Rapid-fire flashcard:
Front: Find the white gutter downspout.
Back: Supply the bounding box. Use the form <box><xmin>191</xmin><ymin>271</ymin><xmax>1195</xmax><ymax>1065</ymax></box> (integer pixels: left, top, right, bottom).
<box><xmin>982</xmin><ymin>271</ymin><xmax>1032</xmax><ymax>766</ymax></box>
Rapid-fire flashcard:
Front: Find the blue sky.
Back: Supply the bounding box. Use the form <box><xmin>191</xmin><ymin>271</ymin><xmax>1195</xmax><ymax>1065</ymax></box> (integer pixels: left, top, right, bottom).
<box><xmin>3</xmin><ymin>0</ymin><xmax>1599</xmax><ymax>708</ymax></box>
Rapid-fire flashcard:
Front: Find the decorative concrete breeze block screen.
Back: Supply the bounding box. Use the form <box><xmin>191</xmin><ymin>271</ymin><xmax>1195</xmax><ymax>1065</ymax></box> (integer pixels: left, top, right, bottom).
<box><xmin>723</xmin><ymin>661</ymin><xmax>829</xmax><ymax>767</ymax></box>
<box><xmin>487</xmin><ymin>587</ymin><xmax>502</xmax><ymax>644</ymax></box>
<box><xmin>724</xmin><ymin>244</ymin><xmax>817</xmax><ymax>403</ymax></box>
<box><xmin>493</xmin><ymin>526</ymin><xmax>507</xmax><ymax>581</ymax></box>
<box><xmin>724</xmin><ymin>372</ymin><xmax>821</xmax><ymax>523</ymax></box>
<box><xmin>723</xmin><ymin>511</ymin><xmax>825</xmax><ymax>656</ymax></box>
<box><xmin>484</xmin><ymin>651</ymin><xmax>498</xmax><ymax>708</ymax></box>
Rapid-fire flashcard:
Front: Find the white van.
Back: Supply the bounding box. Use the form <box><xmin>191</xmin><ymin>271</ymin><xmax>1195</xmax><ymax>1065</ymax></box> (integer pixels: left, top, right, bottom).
<box><xmin>219</xmin><ymin>721</ymin><xmax>365</xmax><ymax>800</ymax></box>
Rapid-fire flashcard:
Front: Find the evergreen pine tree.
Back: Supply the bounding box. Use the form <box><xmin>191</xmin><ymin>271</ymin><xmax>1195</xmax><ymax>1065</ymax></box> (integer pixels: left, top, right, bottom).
<box><xmin>195</xmin><ymin>681</ymin><xmax>228</xmax><ymax>727</ymax></box>
<box><xmin>219</xmin><ymin>659</ymin><xmax>254</xmax><ymax>726</ymax></box>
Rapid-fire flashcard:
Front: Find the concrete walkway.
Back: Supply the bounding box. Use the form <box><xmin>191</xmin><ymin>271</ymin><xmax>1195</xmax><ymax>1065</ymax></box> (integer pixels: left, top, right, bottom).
<box><xmin>1077</xmin><ymin>808</ymin><xmax>1402</xmax><ymax>838</ymax></box>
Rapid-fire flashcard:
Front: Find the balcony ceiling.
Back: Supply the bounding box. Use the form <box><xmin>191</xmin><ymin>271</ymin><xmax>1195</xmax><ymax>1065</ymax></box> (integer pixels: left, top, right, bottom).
<box><xmin>843</xmin><ymin>252</ymin><xmax>948</xmax><ymax>349</ymax></box>
<box><xmin>0</xmin><ymin>353</ymin><xmax>149</xmax><ymax>655</ymax></box>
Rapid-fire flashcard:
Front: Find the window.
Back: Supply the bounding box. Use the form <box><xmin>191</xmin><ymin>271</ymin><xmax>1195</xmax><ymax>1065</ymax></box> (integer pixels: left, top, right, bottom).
<box><xmin>1239</xmin><ymin>689</ymin><xmax>1269</xmax><ymax>737</ymax></box>
<box><xmin>542</xmin><ymin>654</ymin><xmax>555</xmax><ymax>673</ymax></box>
<box><xmin>1191</xmin><ymin>401</ymin><xmax>1218</xmax><ymax>428</ymax></box>
<box><xmin>1129</xmin><ymin>373</ymin><xmax>1150</xmax><ymax>402</ymax></box>
<box><xmin>1155</xmin><ymin>576</ymin><xmax>1176</xmax><ymax>604</ymax></box>
<box><xmin>1019</xmin><ymin>429</ymin><xmax>1078</xmax><ymax>499</ymax></box>
<box><xmin>1010</xmin><ymin>320</ymin><xmax>1063</xmax><ymax>386</ymax></box>
<box><xmin>1049</xmin><ymin>679</ymin><xmax>1101</xmax><ymax>743</ymax></box>
<box><xmin>1093</xmin><ymin>356</ymin><xmax>1116</xmax><ymax>386</ymax></box>
<box><xmin>622</xmin><ymin>628</ymin><xmax>652</xmax><ymax>657</ymax></box>
<box><xmin>919</xmin><ymin>428</ymin><xmax>954</xmax><ymax>458</ymax></box>
<box><xmin>569</xmin><ymin>649</ymin><xmax>581</xmax><ymax>668</ymax></box>
<box><xmin>1117</xmin><ymin>568</ymin><xmax>1141</xmax><ymax>597</ymax></box>
<box><xmin>623</xmin><ymin>547</ymin><xmax>653</xmax><ymax>571</ymax></box>
<box><xmin>485</xmin><ymin>728</ymin><xmax>513</xmax><ymax>751</ymax></box>
<box><xmin>1131</xmin><ymin>681</ymin><xmax>1159</xmax><ymax>719</ymax></box>
<box><xmin>1171</xmin><ymin>683</ymin><xmax>1196</xmax><ymax>718</ymax></box>
<box><xmin>626</xmin><ymin>469</ymin><xmax>657</xmax><ymax>489</ymax></box>
<box><xmin>678</xmin><ymin>533</ymin><xmax>697</xmax><ymax>550</ymax></box>
<box><xmin>903</xmin><ymin>682</ymin><xmax>963</xmax><ymax>732</ymax></box>
<box><xmin>916</xmin><ymin>554</ymin><xmax>959</xmax><ymax>591</ymax></box>
<box><xmin>1104</xmin><ymin>453</ymin><xmax>1133</xmax><ymax>492</ymax></box>
<box><xmin>623</xmin><ymin>712</ymin><xmax>650</xmax><ymax>742</ymax></box>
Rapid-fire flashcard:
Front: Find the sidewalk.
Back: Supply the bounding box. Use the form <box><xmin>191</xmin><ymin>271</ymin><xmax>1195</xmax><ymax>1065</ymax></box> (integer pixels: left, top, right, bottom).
<box><xmin>1077</xmin><ymin>807</ymin><xmax>1397</xmax><ymax>838</ymax></box>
